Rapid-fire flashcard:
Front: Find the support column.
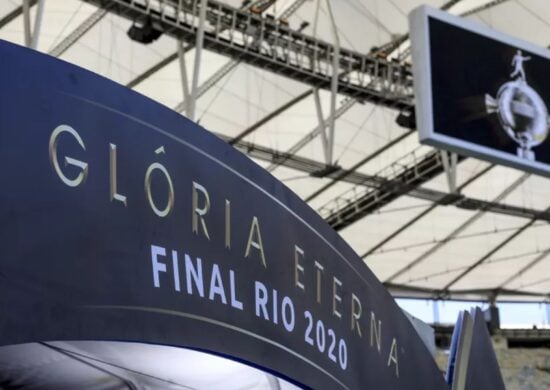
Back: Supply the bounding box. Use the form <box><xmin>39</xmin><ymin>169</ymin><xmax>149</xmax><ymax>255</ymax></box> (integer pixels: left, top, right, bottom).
<box><xmin>313</xmin><ymin>89</ymin><xmax>330</xmax><ymax>164</ymax></box>
<box><xmin>483</xmin><ymin>296</ymin><xmax>500</xmax><ymax>334</ymax></box>
<box><xmin>22</xmin><ymin>0</ymin><xmax>46</xmax><ymax>49</ymax></box>
<box><xmin>440</xmin><ymin>150</ymin><xmax>458</xmax><ymax>193</ymax></box>
<box><xmin>433</xmin><ymin>299</ymin><xmax>440</xmax><ymax>325</ymax></box>
<box><xmin>188</xmin><ymin>0</ymin><xmax>208</xmax><ymax>121</ymax></box>
<box><xmin>325</xmin><ymin>0</ymin><xmax>339</xmax><ymax>165</ymax></box>
<box><xmin>177</xmin><ymin>41</ymin><xmax>191</xmax><ymax>116</ymax></box>
<box><xmin>30</xmin><ymin>0</ymin><xmax>46</xmax><ymax>49</ymax></box>
<box><xmin>22</xmin><ymin>0</ymin><xmax>32</xmax><ymax>47</ymax></box>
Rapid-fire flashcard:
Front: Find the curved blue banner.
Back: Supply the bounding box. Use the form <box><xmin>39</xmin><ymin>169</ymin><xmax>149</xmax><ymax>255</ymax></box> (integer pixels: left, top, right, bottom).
<box><xmin>0</xmin><ymin>40</ymin><xmax>446</xmax><ymax>390</ymax></box>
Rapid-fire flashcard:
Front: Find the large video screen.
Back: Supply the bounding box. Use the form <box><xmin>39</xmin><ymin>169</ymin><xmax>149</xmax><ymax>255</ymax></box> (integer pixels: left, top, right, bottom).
<box><xmin>410</xmin><ymin>6</ymin><xmax>550</xmax><ymax>176</ymax></box>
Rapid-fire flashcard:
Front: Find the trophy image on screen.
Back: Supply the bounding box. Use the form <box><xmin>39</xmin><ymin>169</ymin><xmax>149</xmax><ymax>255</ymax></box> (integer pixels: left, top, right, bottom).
<box><xmin>485</xmin><ymin>50</ymin><xmax>550</xmax><ymax>161</ymax></box>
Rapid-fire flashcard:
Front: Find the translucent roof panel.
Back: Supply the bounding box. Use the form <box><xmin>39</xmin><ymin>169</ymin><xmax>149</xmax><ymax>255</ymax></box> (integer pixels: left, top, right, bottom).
<box><xmin>2</xmin><ymin>0</ymin><xmax>550</xmax><ymax>302</ymax></box>
<box><xmin>397</xmin><ymin>214</ymin><xmax>549</xmax><ymax>288</ymax></box>
<box><xmin>504</xmin><ymin>253</ymin><xmax>550</xmax><ymax>294</ymax></box>
<box><xmin>339</xmin><ymin>195</ymin><xmax>432</xmax><ymax>256</ymax></box>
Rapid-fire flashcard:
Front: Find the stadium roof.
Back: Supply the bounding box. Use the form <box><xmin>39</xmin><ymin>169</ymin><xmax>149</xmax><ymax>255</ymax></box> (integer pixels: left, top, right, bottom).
<box><xmin>2</xmin><ymin>0</ymin><xmax>550</xmax><ymax>302</ymax></box>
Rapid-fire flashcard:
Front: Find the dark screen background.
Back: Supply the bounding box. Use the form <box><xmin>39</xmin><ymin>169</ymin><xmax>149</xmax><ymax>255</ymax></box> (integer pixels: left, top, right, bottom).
<box><xmin>429</xmin><ymin>17</ymin><xmax>550</xmax><ymax>164</ymax></box>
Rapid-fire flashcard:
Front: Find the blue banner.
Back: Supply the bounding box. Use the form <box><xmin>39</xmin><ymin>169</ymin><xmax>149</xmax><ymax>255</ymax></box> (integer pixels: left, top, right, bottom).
<box><xmin>0</xmin><ymin>40</ymin><xmax>447</xmax><ymax>390</ymax></box>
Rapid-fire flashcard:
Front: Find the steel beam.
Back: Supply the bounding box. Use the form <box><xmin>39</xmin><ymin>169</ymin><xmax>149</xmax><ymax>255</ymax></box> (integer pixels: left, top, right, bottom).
<box><xmin>177</xmin><ymin>40</ymin><xmax>192</xmax><ymax>115</ymax></box>
<box><xmin>373</xmin><ymin>0</ymin><xmax>460</xmax><ymax>57</ymax></box>
<box><xmin>303</xmin><ymin>0</ymin><xmax>472</xmax><ymax>207</ymax></box>
<box><xmin>221</xmin><ymin>133</ymin><xmax>379</xmax><ymax>184</ymax></box>
<box><xmin>81</xmin><ymin>0</ymin><xmax>412</xmax><ymax>181</ymax></box>
<box><xmin>305</xmin><ymin>130</ymin><xmax>413</xmax><ymax>202</ymax></box>
<box><xmin>443</xmin><ymin>205</ymin><xmax>550</xmax><ymax>291</ymax></box>
<box><xmin>188</xmin><ymin>0</ymin><xmax>208</xmax><ymax>121</ymax></box>
<box><xmin>364</xmin><ymin>204</ymin><xmax>438</xmax><ymax>259</ymax></box>
<box><xmin>49</xmin><ymin>7</ymin><xmax>108</xmax><ymax>57</ymax></box>
<box><xmin>385</xmin><ymin>283</ymin><xmax>549</xmax><ymax>301</ymax></box>
<box><xmin>432</xmin><ymin>300</ymin><xmax>440</xmax><ymax>324</ymax></box>
<box><xmin>498</xmin><ymin>250</ymin><xmax>550</xmax><ymax>289</ymax></box>
<box><xmin>30</xmin><ymin>0</ymin><xmax>46</xmax><ymax>49</ymax></box>
<box><xmin>361</xmin><ymin>164</ymin><xmax>493</xmax><ymax>258</ymax></box>
<box><xmin>230</xmin><ymin>89</ymin><xmax>313</xmax><ymax>144</ymax></box>
<box><xmin>313</xmin><ymin>88</ymin><xmax>330</xmax><ymax>163</ymax></box>
<box><xmin>22</xmin><ymin>0</ymin><xmax>32</xmax><ymax>47</ymax></box>
<box><xmin>221</xmin><ymin>136</ymin><xmax>550</xmax><ymax>224</ymax></box>
<box><xmin>440</xmin><ymin>150</ymin><xmax>458</xmax><ymax>193</ymax></box>
<box><xmin>125</xmin><ymin>0</ymin><xmax>252</xmax><ymax>90</ymax></box>
<box><xmin>393</xmin><ymin>244</ymin><xmax>549</xmax><ymax>287</ymax></box>
<box><xmin>319</xmin><ymin>149</ymin><xmax>458</xmax><ymax>231</ymax></box>
<box><xmin>174</xmin><ymin>0</ymin><xmax>292</xmax><ymax>115</ymax></box>
<box><xmin>0</xmin><ymin>1</ymin><xmax>38</xmax><ymax>30</ymax></box>
<box><xmin>325</xmin><ymin>0</ymin><xmax>339</xmax><ymax>165</ymax></box>
<box><xmin>460</xmin><ymin>0</ymin><xmax>511</xmax><ymax>17</ymax></box>
<box><xmin>174</xmin><ymin>58</ymin><xmax>239</xmax><ymax>113</ymax></box>
<box><xmin>126</xmin><ymin>52</ymin><xmax>178</xmax><ymax>88</ymax></box>
<box><xmin>81</xmin><ymin>0</ymin><xmax>414</xmax><ymax>110</ymax></box>
<box><xmin>266</xmin><ymin>97</ymin><xmax>356</xmax><ymax>172</ymax></box>
<box><xmin>385</xmin><ymin>173</ymin><xmax>531</xmax><ymax>283</ymax></box>
<box><xmin>378</xmin><ymin>0</ymin><xmax>511</xmax><ymax>59</ymax></box>
<box><xmin>441</xmin><ymin>0</ymin><xmax>463</xmax><ymax>10</ymax></box>
<box><xmin>279</xmin><ymin>0</ymin><xmax>309</xmax><ymax>20</ymax></box>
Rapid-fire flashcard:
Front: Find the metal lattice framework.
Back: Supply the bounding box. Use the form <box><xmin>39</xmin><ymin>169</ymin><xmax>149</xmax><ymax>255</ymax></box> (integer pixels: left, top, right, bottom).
<box><xmin>1</xmin><ymin>0</ymin><xmax>547</xmax><ymax>303</ymax></box>
<box><xmin>82</xmin><ymin>0</ymin><xmax>414</xmax><ymax>109</ymax></box>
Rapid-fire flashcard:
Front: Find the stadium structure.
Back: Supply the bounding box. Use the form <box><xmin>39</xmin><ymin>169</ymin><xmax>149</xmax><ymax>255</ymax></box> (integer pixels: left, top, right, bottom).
<box><xmin>0</xmin><ymin>0</ymin><xmax>549</xmax><ymax>389</ymax></box>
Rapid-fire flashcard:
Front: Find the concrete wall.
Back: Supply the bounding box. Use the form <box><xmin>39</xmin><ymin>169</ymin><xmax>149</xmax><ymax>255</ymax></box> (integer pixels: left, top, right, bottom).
<box><xmin>436</xmin><ymin>348</ymin><xmax>550</xmax><ymax>389</ymax></box>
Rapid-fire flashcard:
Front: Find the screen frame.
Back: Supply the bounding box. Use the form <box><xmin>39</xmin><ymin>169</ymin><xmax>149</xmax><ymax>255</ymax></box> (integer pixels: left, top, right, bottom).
<box><xmin>410</xmin><ymin>5</ymin><xmax>550</xmax><ymax>177</ymax></box>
